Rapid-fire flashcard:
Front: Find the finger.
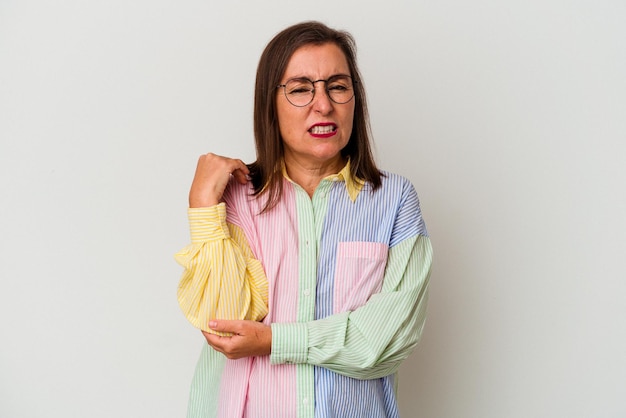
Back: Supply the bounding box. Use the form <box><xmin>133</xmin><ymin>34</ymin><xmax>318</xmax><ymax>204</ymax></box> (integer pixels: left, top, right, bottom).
<box><xmin>203</xmin><ymin>331</ymin><xmax>227</xmax><ymax>351</ymax></box>
<box><xmin>203</xmin><ymin>332</ymin><xmax>243</xmax><ymax>359</ymax></box>
<box><xmin>209</xmin><ymin>319</ymin><xmax>241</xmax><ymax>334</ymax></box>
<box><xmin>232</xmin><ymin>159</ymin><xmax>249</xmax><ymax>174</ymax></box>
<box><xmin>231</xmin><ymin>168</ymin><xmax>249</xmax><ymax>184</ymax></box>
<box><xmin>228</xmin><ymin>160</ymin><xmax>249</xmax><ymax>184</ymax></box>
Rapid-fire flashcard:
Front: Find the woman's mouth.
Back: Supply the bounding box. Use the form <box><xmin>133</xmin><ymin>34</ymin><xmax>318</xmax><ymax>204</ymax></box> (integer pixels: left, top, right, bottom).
<box><xmin>309</xmin><ymin>123</ymin><xmax>337</xmax><ymax>137</ymax></box>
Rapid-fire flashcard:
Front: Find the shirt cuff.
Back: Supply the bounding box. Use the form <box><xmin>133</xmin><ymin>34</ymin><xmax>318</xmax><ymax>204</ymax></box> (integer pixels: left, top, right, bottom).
<box><xmin>188</xmin><ymin>203</ymin><xmax>230</xmax><ymax>243</ymax></box>
<box><xmin>270</xmin><ymin>322</ymin><xmax>309</xmax><ymax>365</ymax></box>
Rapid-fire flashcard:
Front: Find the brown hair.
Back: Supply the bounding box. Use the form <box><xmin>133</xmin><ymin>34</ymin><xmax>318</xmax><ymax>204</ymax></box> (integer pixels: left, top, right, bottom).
<box><xmin>248</xmin><ymin>21</ymin><xmax>381</xmax><ymax>211</ymax></box>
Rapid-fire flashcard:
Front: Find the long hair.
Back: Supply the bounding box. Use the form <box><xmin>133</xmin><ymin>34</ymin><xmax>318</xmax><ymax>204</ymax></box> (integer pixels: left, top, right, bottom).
<box><xmin>249</xmin><ymin>21</ymin><xmax>381</xmax><ymax>211</ymax></box>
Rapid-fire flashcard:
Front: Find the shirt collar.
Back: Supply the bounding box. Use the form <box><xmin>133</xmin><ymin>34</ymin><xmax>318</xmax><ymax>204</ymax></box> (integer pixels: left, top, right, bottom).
<box><xmin>281</xmin><ymin>159</ymin><xmax>364</xmax><ymax>202</ymax></box>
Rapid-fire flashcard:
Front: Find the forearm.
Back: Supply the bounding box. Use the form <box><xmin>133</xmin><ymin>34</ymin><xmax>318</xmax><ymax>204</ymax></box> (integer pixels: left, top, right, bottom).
<box><xmin>175</xmin><ymin>204</ymin><xmax>268</xmax><ymax>334</ymax></box>
<box><xmin>271</xmin><ymin>235</ymin><xmax>432</xmax><ymax>379</ymax></box>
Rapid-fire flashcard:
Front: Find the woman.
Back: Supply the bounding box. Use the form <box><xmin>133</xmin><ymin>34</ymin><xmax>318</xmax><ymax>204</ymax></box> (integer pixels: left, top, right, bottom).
<box><xmin>175</xmin><ymin>21</ymin><xmax>432</xmax><ymax>418</ymax></box>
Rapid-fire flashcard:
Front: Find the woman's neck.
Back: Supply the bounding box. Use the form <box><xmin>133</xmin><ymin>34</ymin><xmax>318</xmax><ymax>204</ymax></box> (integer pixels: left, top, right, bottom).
<box><xmin>284</xmin><ymin>155</ymin><xmax>346</xmax><ymax>197</ymax></box>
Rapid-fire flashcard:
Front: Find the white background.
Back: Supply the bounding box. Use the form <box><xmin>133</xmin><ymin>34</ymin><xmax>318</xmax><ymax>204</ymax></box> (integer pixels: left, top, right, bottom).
<box><xmin>1</xmin><ymin>1</ymin><xmax>625</xmax><ymax>417</ymax></box>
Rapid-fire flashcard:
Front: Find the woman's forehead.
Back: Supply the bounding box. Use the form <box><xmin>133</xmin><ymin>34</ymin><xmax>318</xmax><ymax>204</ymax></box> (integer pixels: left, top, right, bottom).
<box><xmin>282</xmin><ymin>43</ymin><xmax>350</xmax><ymax>79</ymax></box>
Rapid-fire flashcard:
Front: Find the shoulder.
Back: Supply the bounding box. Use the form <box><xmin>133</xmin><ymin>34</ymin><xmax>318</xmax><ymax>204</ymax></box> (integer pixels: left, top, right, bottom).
<box><xmin>380</xmin><ymin>170</ymin><xmax>414</xmax><ymax>187</ymax></box>
<box><xmin>377</xmin><ymin>171</ymin><xmax>424</xmax><ymax>221</ymax></box>
<box><xmin>378</xmin><ymin>171</ymin><xmax>428</xmax><ymax>239</ymax></box>
<box><xmin>222</xmin><ymin>177</ymin><xmax>256</xmax><ymax>208</ymax></box>
<box><xmin>369</xmin><ymin>170</ymin><xmax>419</xmax><ymax>200</ymax></box>
<box><xmin>357</xmin><ymin>170</ymin><xmax>422</xmax><ymax>216</ymax></box>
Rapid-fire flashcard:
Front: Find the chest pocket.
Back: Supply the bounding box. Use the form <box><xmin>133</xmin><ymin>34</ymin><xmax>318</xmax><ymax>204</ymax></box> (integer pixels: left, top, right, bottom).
<box><xmin>333</xmin><ymin>241</ymin><xmax>389</xmax><ymax>314</ymax></box>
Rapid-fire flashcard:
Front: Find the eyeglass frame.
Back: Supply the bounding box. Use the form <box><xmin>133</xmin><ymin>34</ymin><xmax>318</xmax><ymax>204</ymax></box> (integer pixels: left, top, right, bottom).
<box><xmin>276</xmin><ymin>74</ymin><xmax>357</xmax><ymax>107</ymax></box>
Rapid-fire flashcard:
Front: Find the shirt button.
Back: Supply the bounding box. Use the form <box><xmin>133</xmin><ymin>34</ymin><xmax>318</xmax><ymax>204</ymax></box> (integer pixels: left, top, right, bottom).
<box><xmin>303</xmin><ymin>398</ymin><xmax>309</xmax><ymax>405</ymax></box>
<box><xmin>305</xmin><ymin>240</ymin><xmax>309</xmax><ymax>247</ymax></box>
<box><xmin>303</xmin><ymin>289</ymin><xmax>310</xmax><ymax>296</ymax></box>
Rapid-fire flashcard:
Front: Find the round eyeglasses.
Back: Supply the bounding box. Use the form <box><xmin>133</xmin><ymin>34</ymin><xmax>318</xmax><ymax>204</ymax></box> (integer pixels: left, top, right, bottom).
<box><xmin>277</xmin><ymin>75</ymin><xmax>356</xmax><ymax>107</ymax></box>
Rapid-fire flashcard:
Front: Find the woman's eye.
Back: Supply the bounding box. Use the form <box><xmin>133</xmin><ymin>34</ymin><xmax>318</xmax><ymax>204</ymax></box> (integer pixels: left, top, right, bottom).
<box><xmin>287</xmin><ymin>81</ymin><xmax>313</xmax><ymax>94</ymax></box>
<box><xmin>289</xmin><ymin>87</ymin><xmax>311</xmax><ymax>94</ymax></box>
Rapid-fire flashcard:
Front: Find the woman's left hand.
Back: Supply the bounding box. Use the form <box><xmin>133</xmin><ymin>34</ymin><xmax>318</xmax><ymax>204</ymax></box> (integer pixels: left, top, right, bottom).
<box><xmin>203</xmin><ymin>320</ymin><xmax>272</xmax><ymax>359</ymax></box>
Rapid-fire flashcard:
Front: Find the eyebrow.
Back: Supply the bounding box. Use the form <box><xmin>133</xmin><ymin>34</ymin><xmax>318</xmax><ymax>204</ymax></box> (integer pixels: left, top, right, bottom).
<box><xmin>282</xmin><ymin>73</ymin><xmax>352</xmax><ymax>82</ymax></box>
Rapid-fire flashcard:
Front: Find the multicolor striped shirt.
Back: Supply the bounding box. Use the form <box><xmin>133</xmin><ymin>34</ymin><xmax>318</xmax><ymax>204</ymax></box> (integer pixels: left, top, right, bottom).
<box><xmin>175</xmin><ymin>163</ymin><xmax>433</xmax><ymax>418</ymax></box>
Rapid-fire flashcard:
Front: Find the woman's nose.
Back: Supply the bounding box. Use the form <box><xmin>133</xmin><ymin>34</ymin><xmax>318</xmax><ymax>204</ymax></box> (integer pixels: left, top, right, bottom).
<box><xmin>311</xmin><ymin>86</ymin><xmax>333</xmax><ymax>113</ymax></box>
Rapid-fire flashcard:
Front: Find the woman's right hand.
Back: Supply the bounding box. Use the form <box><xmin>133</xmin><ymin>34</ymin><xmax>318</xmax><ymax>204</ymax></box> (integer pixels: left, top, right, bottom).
<box><xmin>188</xmin><ymin>153</ymin><xmax>250</xmax><ymax>208</ymax></box>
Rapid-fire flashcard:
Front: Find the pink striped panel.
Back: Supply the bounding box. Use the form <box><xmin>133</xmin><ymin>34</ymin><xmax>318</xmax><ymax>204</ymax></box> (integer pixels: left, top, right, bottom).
<box><xmin>218</xmin><ymin>180</ymin><xmax>298</xmax><ymax>417</ymax></box>
<box><xmin>244</xmin><ymin>357</ymin><xmax>296</xmax><ymax>418</ymax></box>
<box><xmin>333</xmin><ymin>241</ymin><xmax>389</xmax><ymax>314</ymax></box>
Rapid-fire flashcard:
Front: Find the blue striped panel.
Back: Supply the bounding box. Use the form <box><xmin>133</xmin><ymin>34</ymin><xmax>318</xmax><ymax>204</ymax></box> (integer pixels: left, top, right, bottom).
<box><xmin>316</xmin><ymin>172</ymin><xmax>426</xmax><ymax>320</ymax></box>
<box><xmin>311</xmin><ymin>172</ymin><xmax>425</xmax><ymax>418</ymax></box>
<box><xmin>314</xmin><ymin>368</ymin><xmax>398</xmax><ymax>418</ymax></box>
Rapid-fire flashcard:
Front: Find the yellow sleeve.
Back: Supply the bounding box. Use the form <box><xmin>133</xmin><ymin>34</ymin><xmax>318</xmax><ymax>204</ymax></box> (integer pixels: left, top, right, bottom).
<box><xmin>174</xmin><ymin>203</ymin><xmax>268</xmax><ymax>335</ymax></box>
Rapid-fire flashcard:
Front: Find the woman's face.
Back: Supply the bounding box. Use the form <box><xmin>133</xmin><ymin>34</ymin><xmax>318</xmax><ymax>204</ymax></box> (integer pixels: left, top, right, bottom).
<box><xmin>276</xmin><ymin>43</ymin><xmax>355</xmax><ymax>171</ymax></box>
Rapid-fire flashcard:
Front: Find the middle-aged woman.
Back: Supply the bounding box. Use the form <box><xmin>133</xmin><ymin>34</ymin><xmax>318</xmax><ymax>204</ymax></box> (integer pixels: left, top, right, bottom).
<box><xmin>175</xmin><ymin>21</ymin><xmax>433</xmax><ymax>418</ymax></box>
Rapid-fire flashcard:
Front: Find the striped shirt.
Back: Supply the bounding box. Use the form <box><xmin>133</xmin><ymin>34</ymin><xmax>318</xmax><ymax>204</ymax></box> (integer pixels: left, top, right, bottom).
<box><xmin>176</xmin><ymin>163</ymin><xmax>433</xmax><ymax>418</ymax></box>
